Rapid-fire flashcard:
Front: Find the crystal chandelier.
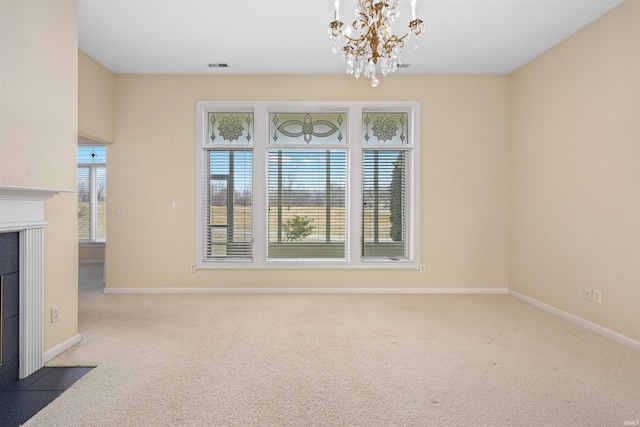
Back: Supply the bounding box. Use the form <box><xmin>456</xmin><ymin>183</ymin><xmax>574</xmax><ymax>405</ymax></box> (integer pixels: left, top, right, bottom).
<box><xmin>329</xmin><ymin>0</ymin><xmax>424</xmax><ymax>87</ymax></box>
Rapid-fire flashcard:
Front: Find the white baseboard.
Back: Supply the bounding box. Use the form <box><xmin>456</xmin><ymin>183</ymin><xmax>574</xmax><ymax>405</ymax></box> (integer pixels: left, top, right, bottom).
<box><xmin>104</xmin><ymin>287</ymin><xmax>508</xmax><ymax>295</ymax></box>
<box><xmin>44</xmin><ymin>334</ymin><xmax>82</xmax><ymax>363</ymax></box>
<box><xmin>509</xmin><ymin>290</ymin><xmax>640</xmax><ymax>352</ymax></box>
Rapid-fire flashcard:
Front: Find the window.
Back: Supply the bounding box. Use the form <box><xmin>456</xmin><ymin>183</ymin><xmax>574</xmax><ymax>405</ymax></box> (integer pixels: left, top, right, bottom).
<box><xmin>196</xmin><ymin>102</ymin><xmax>419</xmax><ymax>269</ymax></box>
<box><xmin>268</xmin><ymin>112</ymin><xmax>347</xmax><ymax>260</ymax></box>
<box><xmin>362</xmin><ymin>112</ymin><xmax>412</xmax><ymax>260</ymax></box>
<box><xmin>78</xmin><ymin>145</ymin><xmax>106</xmax><ymax>242</ymax></box>
<box><xmin>201</xmin><ymin>112</ymin><xmax>253</xmax><ymax>261</ymax></box>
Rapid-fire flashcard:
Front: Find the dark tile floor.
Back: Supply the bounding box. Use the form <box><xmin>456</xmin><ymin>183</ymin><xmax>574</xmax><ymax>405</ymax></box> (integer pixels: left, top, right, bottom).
<box><xmin>0</xmin><ymin>367</ymin><xmax>93</xmax><ymax>426</ymax></box>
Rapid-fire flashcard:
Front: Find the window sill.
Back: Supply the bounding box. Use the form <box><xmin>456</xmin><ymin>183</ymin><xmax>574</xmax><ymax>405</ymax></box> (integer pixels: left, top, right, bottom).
<box><xmin>196</xmin><ymin>260</ymin><xmax>419</xmax><ymax>270</ymax></box>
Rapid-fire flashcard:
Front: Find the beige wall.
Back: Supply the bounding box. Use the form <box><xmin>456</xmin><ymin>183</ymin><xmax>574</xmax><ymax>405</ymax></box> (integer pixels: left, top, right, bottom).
<box><xmin>1</xmin><ymin>0</ymin><xmax>79</xmax><ymax>350</ymax></box>
<box><xmin>78</xmin><ymin>50</ymin><xmax>115</xmax><ymax>144</ymax></box>
<box><xmin>79</xmin><ymin>245</ymin><xmax>105</xmax><ymax>262</ymax></box>
<box><xmin>78</xmin><ymin>51</ymin><xmax>114</xmax><ymax>263</ymax></box>
<box><xmin>105</xmin><ymin>75</ymin><xmax>509</xmax><ymax>289</ymax></box>
<box><xmin>509</xmin><ymin>0</ymin><xmax>640</xmax><ymax>341</ymax></box>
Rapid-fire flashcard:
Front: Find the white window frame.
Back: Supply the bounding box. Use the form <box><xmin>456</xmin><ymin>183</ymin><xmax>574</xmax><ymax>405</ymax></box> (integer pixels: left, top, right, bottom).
<box><xmin>195</xmin><ymin>101</ymin><xmax>420</xmax><ymax>270</ymax></box>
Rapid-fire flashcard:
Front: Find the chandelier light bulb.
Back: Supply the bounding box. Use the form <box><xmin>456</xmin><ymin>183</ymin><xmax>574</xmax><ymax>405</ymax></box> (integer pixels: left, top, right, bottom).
<box><xmin>329</xmin><ymin>0</ymin><xmax>424</xmax><ymax>87</ymax></box>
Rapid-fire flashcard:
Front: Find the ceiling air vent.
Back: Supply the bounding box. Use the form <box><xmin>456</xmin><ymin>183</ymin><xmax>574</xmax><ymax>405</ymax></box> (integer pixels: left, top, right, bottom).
<box><xmin>397</xmin><ymin>64</ymin><xmax>410</xmax><ymax>68</ymax></box>
<box><xmin>208</xmin><ymin>63</ymin><xmax>229</xmax><ymax>68</ymax></box>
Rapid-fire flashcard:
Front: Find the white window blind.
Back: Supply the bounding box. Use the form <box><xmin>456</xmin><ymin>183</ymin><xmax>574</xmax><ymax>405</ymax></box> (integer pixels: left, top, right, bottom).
<box><xmin>204</xmin><ymin>149</ymin><xmax>253</xmax><ymax>260</ymax></box>
<box><xmin>267</xmin><ymin>149</ymin><xmax>347</xmax><ymax>260</ymax></box>
<box><xmin>362</xmin><ymin>150</ymin><xmax>410</xmax><ymax>260</ymax></box>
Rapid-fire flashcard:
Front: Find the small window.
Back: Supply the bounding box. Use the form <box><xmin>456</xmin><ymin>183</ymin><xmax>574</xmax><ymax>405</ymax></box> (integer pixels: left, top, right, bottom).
<box><xmin>362</xmin><ymin>112</ymin><xmax>411</xmax><ymax>260</ymax></box>
<box><xmin>201</xmin><ymin>112</ymin><xmax>254</xmax><ymax>260</ymax></box>
<box><xmin>77</xmin><ymin>145</ymin><xmax>106</xmax><ymax>242</ymax></box>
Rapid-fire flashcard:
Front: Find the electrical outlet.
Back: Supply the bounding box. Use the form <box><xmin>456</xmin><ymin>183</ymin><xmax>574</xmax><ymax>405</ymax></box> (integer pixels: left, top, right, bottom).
<box><xmin>115</xmin><ymin>209</ymin><xmax>125</xmax><ymax>219</ymax></box>
<box><xmin>51</xmin><ymin>306</ymin><xmax>60</xmax><ymax>323</ymax></box>
<box><xmin>190</xmin><ymin>264</ymin><xmax>196</xmax><ymax>273</ymax></box>
<box><xmin>593</xmin><ymin>289</ymin><xmax>602</xmax><ymax>304</ymax></box>
<box><xmin>419</xmin><ymin>264</ymin><xmax>426</xmax><ymax>273</ymax></box>
<box><xmin>584</xmin><ymin>287</ymin><xmax>592</xmax><ymax>301</ymax></box>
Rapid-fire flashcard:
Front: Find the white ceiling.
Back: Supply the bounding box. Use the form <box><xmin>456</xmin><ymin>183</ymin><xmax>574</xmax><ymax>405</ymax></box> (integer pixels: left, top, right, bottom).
<box><xmin>78</xmin><ymin>0</ymin><xmax>623</xmax><ymax>76</ymax></box>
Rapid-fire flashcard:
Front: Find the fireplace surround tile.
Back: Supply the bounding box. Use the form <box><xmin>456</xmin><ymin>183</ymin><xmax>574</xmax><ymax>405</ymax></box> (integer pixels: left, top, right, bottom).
<box><xmin>0</xmin><ymin>232</ymin><xmax>19</xmax><ymax>275</ymax></box>
<box><xmin>2</xmin><ymin>272</ymin><xmax>19</xmax><ymax>318</ymax></box>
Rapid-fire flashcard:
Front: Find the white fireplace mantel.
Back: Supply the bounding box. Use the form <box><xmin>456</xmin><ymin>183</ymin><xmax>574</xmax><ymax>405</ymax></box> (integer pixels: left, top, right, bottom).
<box><xmin>0</xmin><ymin>185</ymin><xmax>69</xmax><ymax>232</ymax></box>
<box><xmin>0</xmin><ymin>185</ymin><xmax>70</xmax><ymax>378</ymax></box>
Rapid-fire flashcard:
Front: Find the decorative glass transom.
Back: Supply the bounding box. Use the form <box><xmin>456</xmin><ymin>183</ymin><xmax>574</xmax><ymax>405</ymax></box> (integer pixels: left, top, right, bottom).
<box><xmin>270</xmin><ymin>112</ymin><xmax>346</xmax><ymax>144</ymax></box>
<box><xmin>362</xmin><ymin>112</ymin><xmax>409</xmax><ymax>145</ymax></box>
<box><xmin>208</xmin><ymin>112</ymin><xmax>254</xmax><ymax>144</ymax></box>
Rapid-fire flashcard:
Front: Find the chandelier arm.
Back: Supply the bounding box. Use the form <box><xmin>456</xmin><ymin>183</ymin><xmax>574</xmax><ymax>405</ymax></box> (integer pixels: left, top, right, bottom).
<box><xmin>342</xmin><ymin>32</ymin><xmax>369</xmax><ymax>44</ymax></box>
<box><xmin>343</xmin><ymin>22</ymin><xmax>377</xmax><ymax>50</ymax></box>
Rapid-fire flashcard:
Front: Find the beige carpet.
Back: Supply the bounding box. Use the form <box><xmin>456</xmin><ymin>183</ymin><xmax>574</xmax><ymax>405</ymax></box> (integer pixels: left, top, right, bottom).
<box><xmin>27</xmin><ymin>264</ymin><xmax>640</xmax><ymax>426</ymax></box>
